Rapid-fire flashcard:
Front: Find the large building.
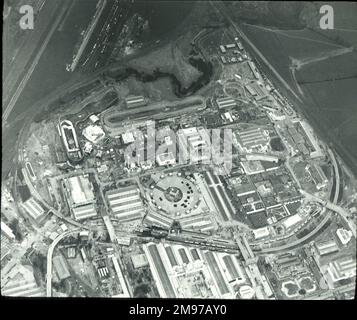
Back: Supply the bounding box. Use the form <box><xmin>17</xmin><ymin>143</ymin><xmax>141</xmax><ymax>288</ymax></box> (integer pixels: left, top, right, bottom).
<box><xmin>216</xmin><ymin>97</ymin><xmax>237</xmax><ymax>109</ymax></box>
<box><xmin>144</xmin><ymin>210</ymin><xmax>174</xmax><ymax>229</ymax></box>
<box><xmin>64</xmin><ymin>175</ymin><xmax>95</xmax><ymax>207</ymax></box>
<box><xmin>143</xmin><ymin>242</ymin><xmax>243</xmax><ymax>299</ymax></box>
<box><xmin>106</xmin><ymin>185</ymin><xmax>144</xmax><ymax>222</ymax></box>
<box><xmin>21</xmin><ymin>197</ymin><xmax>46</xmax><ymax>221</ymax></box>
<box><xmin>306</xmin><ymin>163</ymin><xmax>328</xmax><ymax>190</ymax></box>
<box><xmin>1</xmin><ymin>221</ymin><xmax>15</xmax><ymax>240</ymax></box>
<box><xmin>247</xmin><ymin>61</ymin><xmax>260</xmax><ymax>80</ymax></box>
<box><xmin>82</xmin><ymin>125</ymin><xmax>105</xmax><ymax>144</ymax></box>
<box><xmin>125</xmin><ymin>95</ymin><xmax>147</xmax><ymax>109</ymax></box>
<box><xmin>236</xmin><ymin>127</ymin><xmax>270</xmax><ymax>153</ymax></box>
<box><xmin>315</xmin><ymin>240</ymin><xmax>339</xmax><ymax>256</ymax></box>
<box><xmin>1</xmin><ymin>266</ymin><xmax>45</xmax><ymax>297</ymax></box>
<box><xmin>326</xmin><ymin>256</ymin><xmax>356</xmax><ymax>283</ymax></box>
<box><xmin>63</xmin><ymin>175</ymin><xmax>97</xmax><ymax>221</ymax></box>
<box><xmin>203</xmin><ymin>171</ymin><xmax>235</xmax><ymax>221</ymax></box>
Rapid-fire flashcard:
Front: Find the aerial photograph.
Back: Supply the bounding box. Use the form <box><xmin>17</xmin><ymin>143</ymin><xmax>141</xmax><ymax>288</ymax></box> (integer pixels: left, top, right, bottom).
<box><xmin>1</xmin><ymin>0</ymin><xmax>356</xmax><ymax>301</ymax></box>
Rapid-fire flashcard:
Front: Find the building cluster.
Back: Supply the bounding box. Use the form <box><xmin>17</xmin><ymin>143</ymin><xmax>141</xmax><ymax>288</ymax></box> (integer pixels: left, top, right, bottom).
<box><xmin>219</xmin><ymin>38</ymin><xmax>248</xmax><ymax>65</ymax></box>
<box><xmin>143</xmin><ymin>242</ymin><xmax>250</xmax><ymax>299</ymax></box>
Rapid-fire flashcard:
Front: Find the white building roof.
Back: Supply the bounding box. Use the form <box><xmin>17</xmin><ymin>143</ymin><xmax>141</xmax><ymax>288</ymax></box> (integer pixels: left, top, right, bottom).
<box><xmin>282</xmin><ymin>214</ymin><xmax>302</xmax><ymax>229</ymax></box>
<box><xmin>253</xmin><ymin>226</ymin><xmax>270</xmax><ymax>240</ymax></box>
<box><xmin>82</xmin><ymin>125</ymin><xmax>105</xmax><ymax>144</ymax></box>
<box><xmin>336</xmin><ymin>228</ymin><xmax>353</xmax><ymax>245</ymax></box>
<box><xmin>1</xmin><ymin>221</ymin><xmax>15</xmax><ymax>240</ymax></box>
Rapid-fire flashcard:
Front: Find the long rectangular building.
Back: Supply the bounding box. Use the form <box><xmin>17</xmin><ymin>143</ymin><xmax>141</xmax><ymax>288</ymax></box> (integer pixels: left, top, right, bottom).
<box><xmin>315</xmin><ymin>240</ymin><xmax>339</xmax><ymax>256</ymax></box>
<box><xmin>236</xmin><ymin>127</ymin><xmax>270</xmax><ymax>151</ymax></box>
<box><xmin>216</xmin><ymin>97</ymin><xmax>237</xmax><ymax>109</ymax></box>
<box><xmin>144</xmin><ymin>243</ymin><xmax>176</xmax><ymax>298</ymax></box>
<box><xmin>327</xmin><ymin>256</ymin><xmax>356</xmax><ymax>282</ymax></box>
<box><xmin>179</xmin><ymin>214</ymin><xmax>214</xmax><ymax>233</ymax></box>
<box><xmin>72</xmin><ymin>203</ymin><xmax>97</xmax><ymax>221</ymax></box>
<box><xmin>1</xmin><ymin>279</ymin><xmax>44</xmax><ymax>297</ymax></box>
<box><xmin>106</xmin><ymin>185</ymin><xmax>144</xmax><ymax>222</ymax></box>
<box><xmin>64</xmin><ymin>175</ymin><xmax>95</xmax><ymax>207</ymax></box>
<box><xmin>144</xmin><ymin>210</ymin><xmax>174</xmax><ymax>229</ymax></box>
<box><xmin>21</xmin><ymin>197</ymin><xmax>45</xmax><ymax>221</ymax></box>
<box><xmin>204</xmin><ymin>251</ymin><xmax>230</xmax><ymax>296</ymax></box>
<box><xmin>125</xmin><ymin>95</ymin><xmax>147</xmax><ymax>109</ymax></box>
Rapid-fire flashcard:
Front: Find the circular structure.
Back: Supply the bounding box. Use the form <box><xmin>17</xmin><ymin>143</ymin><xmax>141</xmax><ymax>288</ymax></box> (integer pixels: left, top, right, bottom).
<box><xmin>149</xmin><ymin>173</ymin><xmax>200</xmax><ymax>216</ymax></box>
<box><xmin>239</xmin><ymin>285</ymin><xmax>255</xmax><ymax>299</ymax></box>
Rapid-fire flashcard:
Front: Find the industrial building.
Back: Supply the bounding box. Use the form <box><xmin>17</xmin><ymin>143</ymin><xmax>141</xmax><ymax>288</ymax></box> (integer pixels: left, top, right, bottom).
<box><xmin>144</xmin><ymin>210</ymin><xmax>174</xmax><ymax>229</ymax></box>
<box><xmin>125</xmin><ymin>95</ymin><xmax>147</xmax><ymax>109</ymax></box>
<box><xmin>179</xmin><ymin>214</ymin><xmax>214</xmax><ymax>233</ymax></box>
<box><xmin>252</xmin><ymin>226</ymin><xmax>270</xmax><ymax>240</ymax></box>
<box><xmin>326</xmin><ymin>256</ymin><xmax>356</xmax><ymax>283</ymax></box>
<box><xmin>245</xmin><ymin>84</ymin><xmax>257</xmax><ymax>97</ymax></box>
<box><xmin>315</xmin><ymin>240</ymin><xmax>339</xmax><ymax>256</ymax></box>
<box><xmin>82</xmin><ymin>125</ymin><xmax>105</xmax><ymax>144</ymax></box>
<box><xmin>72</xmin><ymin>204</ymin><xmax>98</xmax><ymax>221</ymax></box>
<box><xmin>203</xmin><ymin>251</ymin><xmax>231</xmax><ymax>296</ymax></box>
<box><xmin>131</xmin><ymin>254</ymin><xmax>149</xmax><ymax>269</ymax></box>
<box><xmin>203</xmin><ymin>171</ymin><xmax>235</xmax><ymax>221</ymax></box>
<box><xmin>143</xmin><ymin>243</ymin><xmax>177</xmax><ymax>298</ymax></box>
<box><xmin>63</xmin><ymin>175</ymin><xmax>97</xmax><ymax>221</ymax></box>
<box><xmin>235</xmin><ymin>127</ymin><xmax>270</xmax><ymax>153</ymax></box>
<box><xmin>143</xmin><ymin>242</ymin><xmax>239</xmax><ymax>299</ymax></box>
<box><xmin>216</xmin><ymin>97</ymin><xmax>237</xmax><ymax>109</ymax></box>
<box><xmin>53</xmin><ymin>255</ymin><xmax>71</xmax><ymax>280</ymax></box>
<box><xmin>282</xmin><ymin>214</ymin><xmax>302</xmax><ymax>230</ymax></box>
<box><xmin>64</xmin><ymin>175</ymin><xmax>95</xmax><ymax>207</ymax></box>
<box><xmin>1</xmin><ymin>221</ymin><xmax>15</xmax><ymax>240</ymax></box>
<box><xmin>1</xmin><ymin>266</ymin><xmax>44</xmax><ymax>297</ymax></box>
<box><xmin>21</xmin><ymin>197</ymin><xmax>45</xmax><ymax>221</ymax></box>
<box><xmin>106</xmin><ymin>185</ymin><xmax>144</xmax><ymax>222</ymax></box>
<box><xmin>247</xmin><ymin>61</ymin><xmax>260</xmax><ymax>80</ymax></box>
<box><xmin>306</xmin><ymin>163</ymin><xmax>328</xmax><ymax>190</ymax></box>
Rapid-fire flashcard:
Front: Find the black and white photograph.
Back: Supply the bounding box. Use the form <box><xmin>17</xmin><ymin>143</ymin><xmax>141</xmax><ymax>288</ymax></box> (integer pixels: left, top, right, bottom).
<box><xmin>2</xmin><ymin>0</ymin><xmax>357</xmax><ymax>305</ymax></box>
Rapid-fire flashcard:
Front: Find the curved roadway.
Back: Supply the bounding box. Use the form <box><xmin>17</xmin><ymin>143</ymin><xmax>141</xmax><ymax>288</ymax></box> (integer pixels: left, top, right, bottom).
<box><xmin>46</xmin><ymin>229</ymin><xmax>80</xmax><ymax>297</ymax></box>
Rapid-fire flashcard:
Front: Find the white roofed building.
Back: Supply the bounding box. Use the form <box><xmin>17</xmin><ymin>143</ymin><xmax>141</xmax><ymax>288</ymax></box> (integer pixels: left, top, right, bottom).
<box><xmin>106</xmin><ymin>185</ymin><xmax>144</xmax><ymax>222</ymax></box>
<box><xmin>82</xmin><ymin>125</ymin><xmax>105</xmax><ymax>144</ymax></box>
<box><xmin>336</xmin><ymin>228</ymin><xmax>353</xmax><ymax>245</ymax></box>
<box><xmin>21</xmin><ymin>198</ymin><xmax>45</xmax><ymax>221</ymax></box>
<box><xmin>326</xmin><ymin>256</ymin><xmax>356</xmax><ymax>283</ymax></box>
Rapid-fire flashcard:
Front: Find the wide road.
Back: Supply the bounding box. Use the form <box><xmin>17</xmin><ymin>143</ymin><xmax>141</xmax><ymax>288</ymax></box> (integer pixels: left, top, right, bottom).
<box><xmin>46</xmin><ymin>229</ymin><xmax>80</xmax><ymax>297</ymax></box>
